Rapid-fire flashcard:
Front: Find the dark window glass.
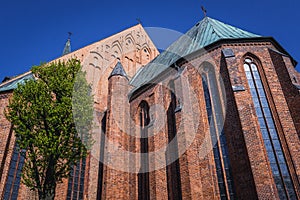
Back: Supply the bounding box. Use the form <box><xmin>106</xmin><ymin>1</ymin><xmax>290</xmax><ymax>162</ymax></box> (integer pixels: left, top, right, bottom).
<box><xmin>164</xmin><ymin>82</ymin><xmax>183</xmax><ymax>200</ymax></box>
<box><xmin>280</xmin><ymin>164</ymin><xmax>289</xmax><ymax>175</ymax></box>
<box><xmin>273</xmin><ymin>140</ymin><xmax>281</xmax><ymax>150</ymax></box>
<box><xmin>138</xmin><ymin>102</ymin><xmax>151</xmax><ymax>200</ymax></box>
<box><xmin>257</xmin><ymin>88</ymin><xmax>266</xmax><ymax>97</ymax></box>
<box><xmin>244</xmin><ymin>58</ymin><xmax>296</xmax><ymax>199</ymax></box>
<box><xmin>261</xmin><ymin>128</ymin><xmax>269</xmax><ymax>140</ymax></box>
<box><xmin>67</xmin><ymin>158</ymin><xmax>86</xmax><ymax>200</ymax></box>
<box><xmin>256</xmin><ymin>107</ymin><xmax>263</xmax><ymax>117</ymax></box>
<box><xmin>245</xmin><ymin>71</ymin><xmax>252</xmax><ymax>79</ymax></box>
<box><xmin>264</xmin><ymin>139</ymin><xmax>273</xmax><ymax>152</ymax></box>
<box><xmin>97</xmin><ymin>111</ymin><xmax>107</xmax><ymax>200</ymax></box>
<box><xmin>277</xmin><ymin>152</ymin><xmax>286</xmax><ymax>164</ymax></box>
<box><xmin>250</xmin><ymin>88</ymin><xmax>258</xmax><ymax>98</ymax></box>
<box><xmin>250</xmin><ymin>63</ymin><xmax>258</xmax><ymax>71</ymax></box>
<box><xmin>259</xmin><ymin>97</ymin><xmax>268</xmax><ymax>107</ymax></box>
<box><xmin>263</xmin><ymin>107</ymin><xmax>272</xmax><ymax>117</ymax></box>
<box><xmin>3</xmin><ymin>142</ymin><xmax>24</xmax><ymax>200</ymax></box>
<box><xmin>258</xmin><ymin>117</ymin><xmax>266</xmax><ymax>128</ymax></box>
<box><xmin>265</xmin><ymin>117</ymin><xmax>275</xmax><ymax>129</ymax></box>
<box><xmin>248</xmin><ymin>79</ymin><xmax>255</xmax><ymax>89</ymax></box>
<box><xmin>268</xmin><ymin>152</ymin><xmax>277</xmax><ymax>164</ymax></box>
<box><xmin>255</xmin><ymin>80</ymin><xmax>263</xmax><ymax>89</ymax></box>
<box><xmin>202</xmin><ymin>69</ymin><xmax>235</xmax><ymax>199</ymax></box>
<box><xmin>253</xmin><ymin>97</ymin><xmax>260</xmax><ymax>107</ymax></box>
<box><xmin>253</xmin><ymin>71</ymin><xmax>260</xmax><ymax>80</ymax></box>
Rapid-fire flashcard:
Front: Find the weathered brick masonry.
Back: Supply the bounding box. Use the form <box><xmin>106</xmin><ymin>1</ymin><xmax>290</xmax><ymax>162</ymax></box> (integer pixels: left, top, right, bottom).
<box><xmin>0</xmin><ymin>16</ymin><xmax>300</xmax><ymax>200</ymax></box>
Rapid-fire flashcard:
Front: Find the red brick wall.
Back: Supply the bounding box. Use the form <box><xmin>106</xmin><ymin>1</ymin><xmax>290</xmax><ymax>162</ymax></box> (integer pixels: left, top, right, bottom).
<box><xmin>1</xmin><ymin>40</ymin><xmax>300</xmax><ymax>199</ymax></box>
<box><xmin>220</xmin><ymin>54</ymin><xmax>258</xmax><ymax>199</ymax></box>
<box><xmin>129</xmin><ymin>66</ymin><xmax>221</xmax><ymax>199</ymax></box>
<box><xmin>0</xmin><ymin>91</ymin><xmax>15</xmax><ymax>199</ymax></box>
<box><xmin>0</xmin><ymin>90</ymin><xmax>69</xmax><ymax>200</ymax></box>
<box><xmin>101</xmin><ymin>74</ymin><xmax>131</xmax><ymax>199</ymax></box>
<box><xmin>268</xmin><ymin>49</ymin><xmax>300</xmax><ymax>137</ymax></box>
<box><xmin>125</xmin><ymin>40</ymin><xmax>300</xmax><ymax>199</ymax></box>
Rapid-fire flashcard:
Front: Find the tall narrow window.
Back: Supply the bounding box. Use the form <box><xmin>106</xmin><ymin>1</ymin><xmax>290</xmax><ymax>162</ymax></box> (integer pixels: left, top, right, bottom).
<box><xmin>201</xmin><ymin>64</ymin><xmax>235</xmax><ymax>200</ymax></box>
<box><xmin>166</xmin><ymin>80</ymin><xmax>182</xmax><ymax>200</ymax></box>
<box><xmin>3</xmin><ymin>142</ymin><xmax>25</xmax><ymax>200</ymax></box>
<box><xmin>97</xmin><ymin>111</ymin><xmax>107</xmax><ymax>200</ymax></box>
<box><xmin>138</xmin><ymin>101</ymin><xmax>150</xmax><ymax>200</ymax></box>
<box><xmin>66</xmin><ymin>158</ymin><xmax>86</xmax><ymax>200</ymax></box>
<box><xmin>244</xmin><ymin>57</ymin><xmax>296</xmax><ymax>199</ymax></box>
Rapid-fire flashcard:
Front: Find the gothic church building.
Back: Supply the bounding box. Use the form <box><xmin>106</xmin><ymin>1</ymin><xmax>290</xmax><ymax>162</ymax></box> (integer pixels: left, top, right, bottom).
<box><xmin>0</xmin><ymin>16</ymin><xmax>300</xmax><ymax>199</ymax></box>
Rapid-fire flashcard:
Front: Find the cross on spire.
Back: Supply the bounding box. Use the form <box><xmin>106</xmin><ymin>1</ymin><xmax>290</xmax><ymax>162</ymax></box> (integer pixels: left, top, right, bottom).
<box><xmin>68</xmin><ymin>32</ymin><xmax>72</xmax><ymax>39</ymax></box>
<box><xmin>201</xmin><ymin>6</ymin><xmax>207</xmax><ymax>17</ymax></box>
<box><xmin>136</xmin><ymin>18</ymin><xmax>142</xmax><ymax>24</ymax></box>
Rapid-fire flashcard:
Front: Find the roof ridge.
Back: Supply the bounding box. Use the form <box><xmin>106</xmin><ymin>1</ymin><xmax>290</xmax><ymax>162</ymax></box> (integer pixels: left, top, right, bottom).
<box><xmin>208</xmin><ymin>17</ymin><xmax>260</xmax><ymax>38</ymax></box>
<box><xmin>206</xmin><ymin>17</ymin><xmax>223</xmax><ymax>39</ymax></box>
<box><xmin>53</xmin><ymin>23</ymin><xmax>153</xmax><ymax>62</ymax></box>
<box><xmin>129</xmin><ymin>16</ymin><xmax>262</xmax><ymax>92</ymax></box>
<box><xmin>0</xmin><ymin>71</ymin><xmax>32</xmax><ymax>88</ymax></box>
<box><xmin>0</xmin><ymin>73</ymin><xmax>34</xmax><ymax>93</ymax></box>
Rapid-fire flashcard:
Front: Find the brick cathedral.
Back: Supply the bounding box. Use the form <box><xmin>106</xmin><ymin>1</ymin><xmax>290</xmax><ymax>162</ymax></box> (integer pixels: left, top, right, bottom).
<box><xmin>0</xmin><ymin>16</ymin><xmax>300</xmax><ymax>200</ymax></box>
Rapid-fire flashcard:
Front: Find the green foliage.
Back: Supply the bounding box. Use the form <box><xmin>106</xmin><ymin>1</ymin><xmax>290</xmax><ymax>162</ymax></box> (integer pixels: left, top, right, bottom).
<box><xmin>5</xmin><ymin>59</ymin><xmax>94</xmax><ymax>199</ymax></box>
<box><xmin>72</xmin><ymin>68</ymin><xmax>94</xmax><ymax>150</ymax></box>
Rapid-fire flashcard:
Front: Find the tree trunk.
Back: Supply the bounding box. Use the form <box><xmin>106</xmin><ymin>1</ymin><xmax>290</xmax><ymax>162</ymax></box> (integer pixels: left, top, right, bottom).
<box><xmin>39</xmin><ymin>156</ymin><xmax>57</xmax><ymax>200</ymax></box>
<box><xmin>38</xmin><ymin>188</ymin><xmax>56</xmax><ymax>200</ymax></box>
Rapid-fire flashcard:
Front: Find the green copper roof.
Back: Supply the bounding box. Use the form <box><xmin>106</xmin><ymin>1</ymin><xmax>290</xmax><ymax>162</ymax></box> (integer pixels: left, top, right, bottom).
<box><xmin>0</xmin><ymin>73</ymin><xmax>34</xmax><ymax>92</ymax></box>
<box><xmin>109</xmin><ymin>62</ymin><xmax>128</xmax><ymax>80</ymax></box>
<box><xmin>130</xmin><ymin>17</ymin><xmax>261</xmax><ymax>89</ymax></box>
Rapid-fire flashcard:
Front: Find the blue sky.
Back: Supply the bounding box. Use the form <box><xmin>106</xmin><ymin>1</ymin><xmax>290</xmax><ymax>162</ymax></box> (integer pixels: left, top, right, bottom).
<box><xmin>0</xmin><ymin>0</ymin><xmax>299</xmax><ymax>82</ymax></box>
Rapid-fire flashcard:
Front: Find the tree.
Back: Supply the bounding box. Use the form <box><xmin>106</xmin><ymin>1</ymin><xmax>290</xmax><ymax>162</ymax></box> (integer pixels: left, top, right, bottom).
<box><xmin>5</xmin><ymin>59</ymin><xmax>94</xmax><ymax>200</ymax></box>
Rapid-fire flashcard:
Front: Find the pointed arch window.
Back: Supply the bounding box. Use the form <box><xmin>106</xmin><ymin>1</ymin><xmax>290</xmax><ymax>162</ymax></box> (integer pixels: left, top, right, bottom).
<box><xmin>138</xmin><ymin>101</ymin><xmax>150</xmax><ymax>200</ymax></box>
<box><xmin>165</xmin><ymin>80</ymin><xmax>182</xmax><ymax>200</ymax></box>
<box><xmin>201</xmin><ymin>64</ymin><xmax>235</xmax><ymax>199</ymax></box>
<box><xmin>243</xmin><ymin>57</ymin><xmax>296</xmax><ymax>199</ymax></box>
<box><xmin>3</xmin><ymin>142</ymin><xmax>25</xmax><ymax>200</ymax></box>
<box><xmin>66</xmin><ymin>158</ymin><xmax>86</xmax><ymax>200</ymax></box>
<box><xmin>97</xmin><ymin>111</ymin><xmax>107</xmax><ymax>200</ymax></box>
